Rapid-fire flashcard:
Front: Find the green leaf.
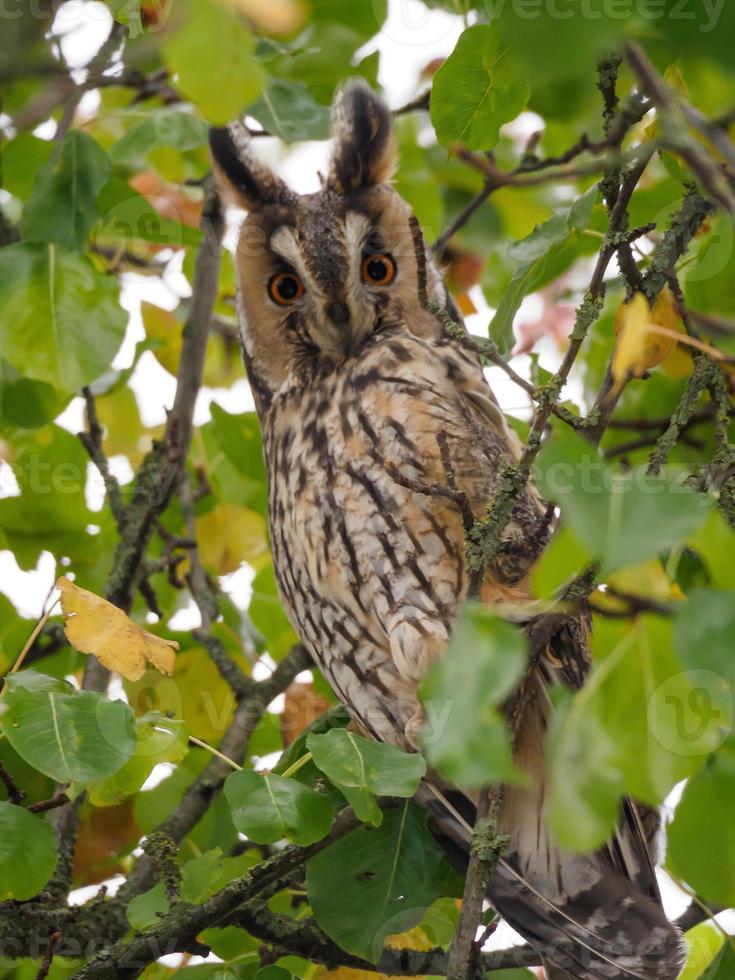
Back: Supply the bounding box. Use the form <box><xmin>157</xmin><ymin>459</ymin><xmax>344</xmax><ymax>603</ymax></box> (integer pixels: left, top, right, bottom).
<box><xmin>668</xmin><ymin>739</ymin><xmax>735</xmax><ymax>907</ymax></box>
<box><xmin>105</xmin><ymin>0</ymin><xmax>143</xmax><ymax>36</ymax></box>
<box><xmin>687</xmin><ymin>510</ymin><xmax>735</xmax><ymax>589</ymax></box>
<box><xmin>110</xmin><ymin>111</ymin><xmax>208</xmax><ymax>166</ymax></box>
<box><xmin>198</xmin><ymin>406</ymin><xmax>268</xmax><ymax>514</ymax></box>
<box><xmin>274</xmin><ymin>703</ymin><xmax>350</xmax><ymax>777</ymax></box>
<box><xmin>394</xmin><ymin>118</ymin><xmax>445</xmax><ymax>238</ymax></box>
<box><xmin>431</xmin><ymin>25</ymin><xmax>529</xmax><ymax>152</ymax></box>
<box><xmin>224</xmin><ymin>768</ymin><xmax>335</xmax><ymax>845</ymax></box>
<box><xmin>482</xmin><ymin>973</ymin><xmax>536</xmax><ymax>979</ymax></box>
<box><xmin>21</xmin><ymin>132</ymin><xmax>110</xmax><ymax>251</ymax></box>
<box><xmin>181</xmin><ymin>848</ymin><xmax>225</xmax><ymax>904</ymax></box>
<box><xmin>699</xmin><ymin>943</ymin><xmax>735</xmax><ymax>980</ymax></box>
<box><xmin>248</xmin><ymin>79</ymin><xmax>331</xmax><ymax>143</ymax></box>
<box><xmin>0</xmin><ymin>802</ymin><xmax>57</xmax><ymax>901</ymax></box>
<box><xmin>684</xmin><ymin>212</ymin><xmax>735</xmax><ymax>317</ymax></box>
<box><xmin>312</xmin><ymin>0</ymin><xmax>386</xmax><ymax>41</ymax></box>
<box><xmin>248</xmin><ymin>562</ymin><xmax>298</xmax><ymax>658</ymax></box>
<box><xmin>274</xmin><ymin>23</ymin><xmax>378</xmax><ymax>105</ymax></box>
<box><xmin>307</xmin><ymin>729</ymin><xmax>426</xmax><ymax>826</ymax></box>
<box><xmin>492</xmin><ymin>0</ymin><xmax>623</xmax><ymax>95</ymax></box>
<box><xmin>0</xmin><ymin>359</ymin><xmax>69</xmax><ymax>431</ymax></box>
<box><xmin>679</xmin><ymin>923</ymin><xmax>724</xmax><ymax>980</ymax></box>
<box><xmin>127</xmin><ymin>881</ymin><xmax>169</xmax><ymax>931</ymax></box>
<box><xmin>0</xmin><ymin>424</ymin><xmax>95</xmax><ymax>567</ymax></box>
<box><xmin>673</xmin><ymin>589</ymin><xmax>735</xmax><ymax>719</ymax></box>
<box><xmin>1</xmin><ymin>671</ymin><xmax>137</xmax><ymax>784</ymax></box>
<box><xmin>535</xmin><ymin>428</ymin><xmax>712</xmax><ymax>575</ymax></box>
<box><xmin>307</xmin><ymin>801</ymin><xmax>451</xmax><ymax>963</ymax></box>
<box><xmin>489</xmin><ymin>186</ymin><xmax>598</xmax><ymax>352</ymax></box>
<box><xmin>88</xmin><ymin>712</ymin><xmax>189</xmax><ymax>807</ymax></box>
<box><xmin>162</xmin><ymin>0</ymin><xmax>265</xmax><ymax>123</ymax></box>
<box><xmin>1</xmin><ymin>133</ymin><xmax>54</xmax><ymax>201</ymax></box>
<box><xmin>0</xmin><ymin>243</ymin><xmax>126</xmax><ymax>393</ymax></box>
<box><xmin>420</xmin><ymin>604</ymin><xmax>525</xmax><ymax>788</ymax></box>
<box><xmin>94</xmin><ymin>177</ymin><xmax>202</xmax><ymax>252</ymax></box>
<box><xmin>548</xmin><ymin>616</ymin><xmax>721</xmax><ymax>851</ymax></box>
<box><xmin>531</xmin><ymin>523</ymin><xmax>590</xmax><ymax>600</ymax></box>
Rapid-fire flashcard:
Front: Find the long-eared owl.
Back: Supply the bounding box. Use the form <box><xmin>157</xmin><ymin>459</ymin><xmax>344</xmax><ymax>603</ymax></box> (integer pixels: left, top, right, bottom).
<box><xmin>210</xmin><ymin>81</ymin><xmax>684</xmax><ymax>980</ymax></box>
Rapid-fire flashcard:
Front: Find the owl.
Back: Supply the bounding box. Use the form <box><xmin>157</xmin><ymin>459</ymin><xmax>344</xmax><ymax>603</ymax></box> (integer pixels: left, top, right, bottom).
<box><xmin>210</xmin><ymin>82</ymin><xmax>684</xmax><ymax>980</ymax></box>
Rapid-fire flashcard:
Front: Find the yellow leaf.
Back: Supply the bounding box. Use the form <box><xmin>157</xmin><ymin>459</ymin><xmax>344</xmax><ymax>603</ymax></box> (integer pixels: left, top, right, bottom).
<box><xmin>215</xmin><ymin>0</ymin><xmax>307</xmax><ymax>35</ymax></box>
<box><xmin>96</xmin><ymin>385</ymin><xmax>161</xmax><ymax>466</ymax></box>
<box><xmin>645</xmin><ymin>63</ymin><xmax>690</xmax><ymax>140</ymax></box>
<box><xmin>57</xmin><ymin>578</ymin><xmax>178</xmax><ymax>682</ymax></box>
<box><xmin>314</xmin><ymin>926</ymin><xmax>434</xmax><ymax>979</ymax></box>
<box><xmin>454</xmin><ymin>290</ymin><xmax>477</xmax><ymax>316</ymax></box>
<box><xmin>663</xmin><ymin>345</ymin><xmax>693</xmax><ymax>379</ymax></box>
<box><xmin>197</xmin><ymin>504</ymin><xmax>268</xmax><ymax>575</ymax></box>
<box><xmin>141</xmin><ymin>301</ymin><xmax>181</xmax><ymax>377</ymax></box>
<box><xmin>125</xmin><ymin>648</ymin><xmax>236</xmax><ymax>743</ymax></box>
<box><xmin>612</xmin><ymin>288</ymin><xmax>683</xmax><ymax>389</ymax></box>
<box><xmin>612</xmin><ymin>292</ymin><xmax>650</xmax><ymax>389</ymax></box>
<box><xmin>645</xmin><ymin>285</ymin><xmax>683</xmax><ymax>368</ymax></box>
<box><xmin>607</xmin><ymin>560</ymin><xmax>679</xmax><ymax>602</ymax></box>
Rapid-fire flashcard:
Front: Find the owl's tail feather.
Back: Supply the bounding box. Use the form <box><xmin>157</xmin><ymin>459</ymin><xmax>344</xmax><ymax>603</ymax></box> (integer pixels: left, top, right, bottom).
<box><xmin>419</xmin><ymin>666</ymin><xmax>685</xmax><ymax>980</ymax></box>
<box><xmin>421</xmin><ymin>781</ymin><xmax>685</xmax><ymax>980</ymax></box>
<box><xmin>490</xmin><ymin>854</ymin><xmax>685</xmax><ymax>979</ymax></box>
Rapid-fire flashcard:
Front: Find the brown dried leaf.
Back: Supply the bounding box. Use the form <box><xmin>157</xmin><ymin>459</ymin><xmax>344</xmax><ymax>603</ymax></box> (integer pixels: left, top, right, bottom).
<box><xmin>281</xmin><ymin>681</ymin><xmax>331</xmax><ymax>747</ymax></box>
<box><xmin>215</xmin><ymin>0</ymin><xmax>306</xmax><ymax>35</ymax></box>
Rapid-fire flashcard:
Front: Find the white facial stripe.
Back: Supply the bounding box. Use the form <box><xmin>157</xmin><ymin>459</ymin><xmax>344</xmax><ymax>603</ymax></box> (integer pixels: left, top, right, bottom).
<box><xmin>269</xmin><ymin>227</ymin><xmax>312</xmax><ymax>284</ymax></box>
<box><xmin>345</xmin><ymin>211</ymin><xmax>372</xmax><ymax>290</ymax></box>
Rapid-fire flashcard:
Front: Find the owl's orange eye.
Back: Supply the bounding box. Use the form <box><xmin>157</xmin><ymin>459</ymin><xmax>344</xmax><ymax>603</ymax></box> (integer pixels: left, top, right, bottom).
<box><xmin>361</xmin><ymin>253</ymin><xmax>396</xmax><ymax>286</ymax></box>
<box><xmin>269</xmin><ymin>273</ymin><xmax>304</xmax><ymax>305</ymax></box>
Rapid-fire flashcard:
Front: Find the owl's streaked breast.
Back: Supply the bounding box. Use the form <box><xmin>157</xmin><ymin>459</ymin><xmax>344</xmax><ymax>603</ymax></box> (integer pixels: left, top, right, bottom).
<box><xmin>261</xmin><ymin>328</ymin><xmax>528</xmax><ymax>745</ymax></box>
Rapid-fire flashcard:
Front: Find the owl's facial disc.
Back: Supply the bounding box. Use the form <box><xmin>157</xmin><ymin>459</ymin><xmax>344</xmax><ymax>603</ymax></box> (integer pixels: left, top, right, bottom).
<box><xmin>211</xmin><ymin>80</ymin><xmax>438</xmax><ymax>404</ymax></box>
<box><xmin>263</xmin><ymin>207</ymin><xmax>402</xmax><ymax>362</ymax></box>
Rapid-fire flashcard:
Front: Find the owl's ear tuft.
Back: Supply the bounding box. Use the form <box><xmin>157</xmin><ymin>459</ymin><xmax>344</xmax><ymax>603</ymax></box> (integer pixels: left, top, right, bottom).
<box><xmin>209</xmin><ymin>121</ymin><xmax>289</xmax><ymax>211</ymax></box>
<box><xmin>328</xmin><ymin>79</ymin><xmax>397</xmax><ymax>193</ymax></box>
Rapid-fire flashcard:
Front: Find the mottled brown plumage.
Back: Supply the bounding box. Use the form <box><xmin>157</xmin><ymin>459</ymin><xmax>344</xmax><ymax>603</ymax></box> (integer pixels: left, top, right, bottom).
<box><xmin>210</xmin><ymin>81</ymin><xmax>684</xmax><ymax>980</ymax></box>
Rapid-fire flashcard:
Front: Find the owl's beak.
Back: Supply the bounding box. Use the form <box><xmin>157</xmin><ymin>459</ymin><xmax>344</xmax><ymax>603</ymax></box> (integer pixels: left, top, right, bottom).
<box><xmin>326</xmin><ymin>301</ymin><xmax>350</xmax><ymax>328</ymax></box>
<box><xmin>325</xmin><ymin>301</ymin><xmax>355</xmax><ymax>357</ymax></box>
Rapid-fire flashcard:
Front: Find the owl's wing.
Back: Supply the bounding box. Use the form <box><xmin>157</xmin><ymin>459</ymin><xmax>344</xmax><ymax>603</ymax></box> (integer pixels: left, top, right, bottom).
<box><xmin>370</xmin><ymin>332</ymin><xmax>684</xmax><ymax>979</ymax></box>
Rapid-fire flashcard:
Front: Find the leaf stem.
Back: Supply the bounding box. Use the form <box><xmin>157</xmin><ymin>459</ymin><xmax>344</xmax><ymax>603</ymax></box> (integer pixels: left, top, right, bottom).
<box><xmin>187</xmin><ymin>735</ymin><xmax>242</xmax><ymax>771</ymax></box>
<box><xmin>280</xmin><ymin>752</ymin><xmax>313</xmax><ymax>779</ymax></box>
<box><xmin>1</xmin><ymin>597</ymin><xmax>60</xmax><ymax>694</ymax></box>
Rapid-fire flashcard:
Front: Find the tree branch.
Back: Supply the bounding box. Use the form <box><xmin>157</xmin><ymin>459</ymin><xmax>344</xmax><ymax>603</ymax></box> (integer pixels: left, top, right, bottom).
<box><xmin>229</xmin><ymin>899</ymin><xmax>539</xmax><ymax>976</ymax></box>
<box><xmin>119</xmin><ymin>644</ymin><xmax>311</xmax><ymax>900</ymax></box>
<box><xmin>625</xmin><ymin>42</ymin><xmax>735</xmax><ymax>214</ymax></box>
<box><xmin>74</xmin><ymin>806</ymin><xmax>367</xmax><ymax>979</ymax></box>
<box><xmin>446</xmin><ymin>789</ymin><xmax>507</xmax><ymax>980</ymax></box>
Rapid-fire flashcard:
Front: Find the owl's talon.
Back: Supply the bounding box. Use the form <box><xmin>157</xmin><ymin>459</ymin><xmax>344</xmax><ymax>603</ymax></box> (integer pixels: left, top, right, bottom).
<box><xmin>404</xmin><ymin>708</ymin><xmax>425</xmax><ymax>749</ymax></box>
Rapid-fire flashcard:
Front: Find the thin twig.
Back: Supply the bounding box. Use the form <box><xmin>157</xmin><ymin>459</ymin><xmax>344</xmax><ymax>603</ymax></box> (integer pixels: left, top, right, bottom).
<box><xmin>446</xmin><ymin>788</ymin><xmax>506</xmax><ymax>980</ymax></box>
<box><xmin>1</xmin><ymin>598</ymin><xmax>59</xmax><ymax>694</ymax></box>
<box><xmin>34</xmin><ymin>931</ymin><xmax>61</xmax><ymax>980</ymax></box>
<box><xmin>28</xmin><ymin>792</ymin><xmax>71</xmax><ymax>815</ymax></box>
<box><xmin>393</xmin><ymin>90</ymin><xmax>431</xmax><ymax>116</ymax></box>
<box><xmin>0</xmin><ymin>762</ymin><xmax>25</xmax><ymax>805</ymax></box>
<box><xmin>119</xmin><ymin>643</ymin><xmax>311</xmax><ymax>900</ymax></box>
<box><xmin>79</xmin><ymin>387</ymin><xmax>127</xmax><ymax>529</ymax></box>
<box><xmin>626</xmin><ymin>42</ymin><xmax>735</xmax><ymax>214</ymax></box>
